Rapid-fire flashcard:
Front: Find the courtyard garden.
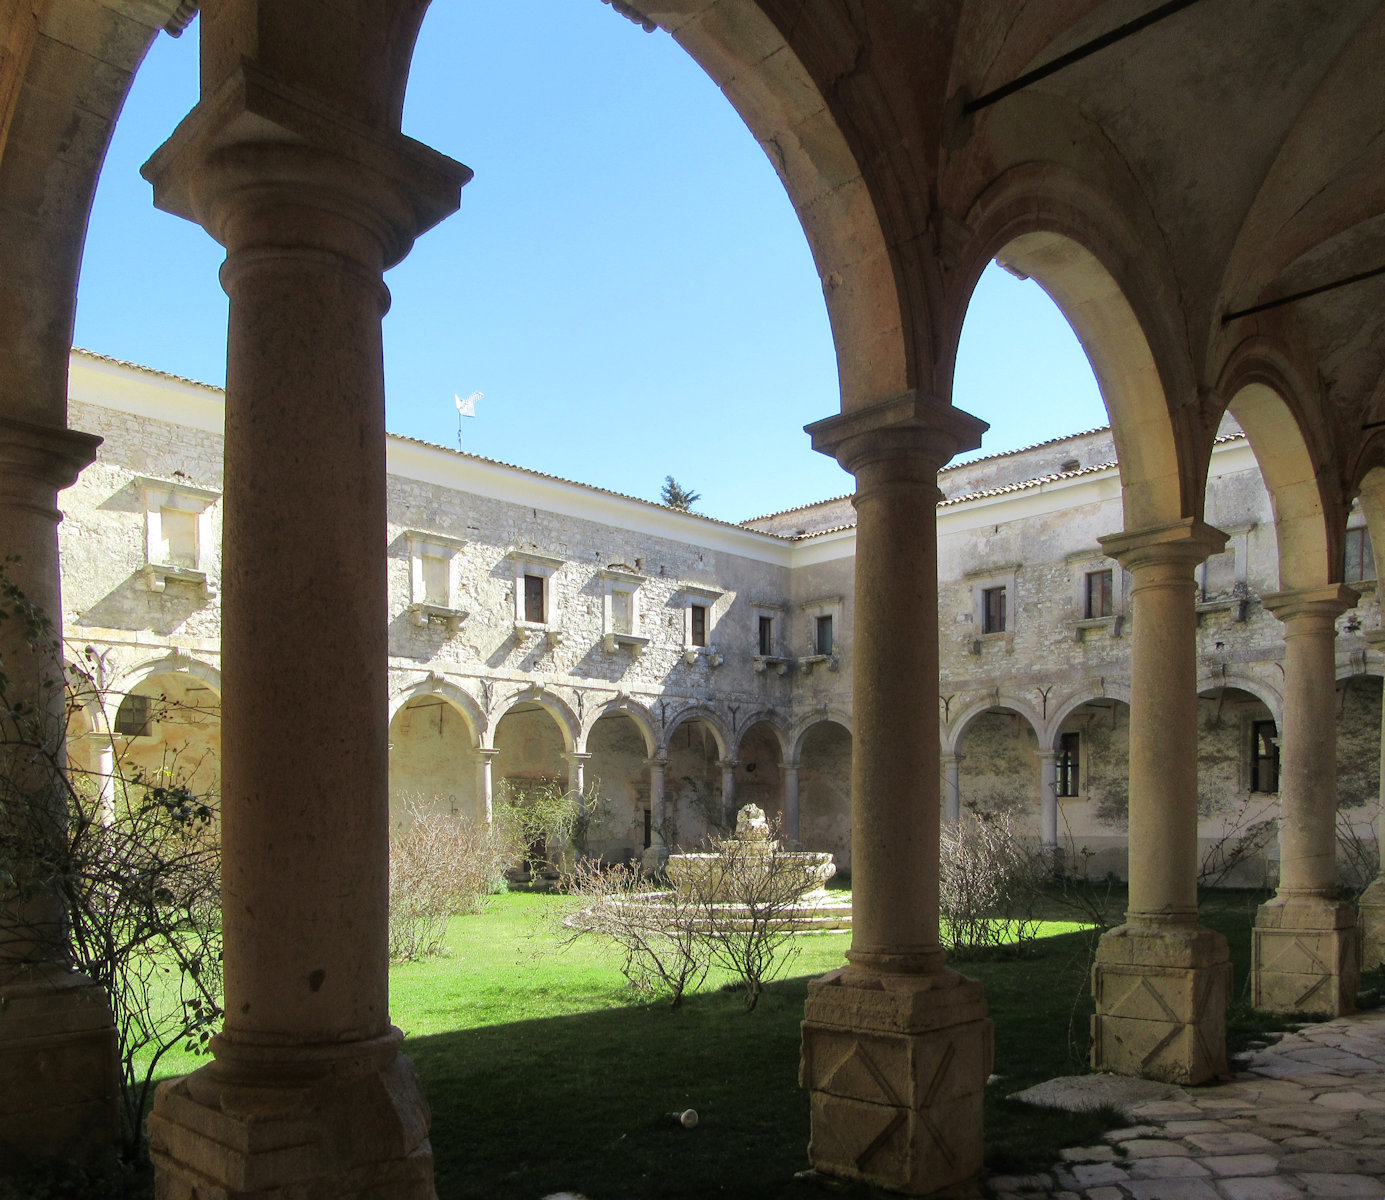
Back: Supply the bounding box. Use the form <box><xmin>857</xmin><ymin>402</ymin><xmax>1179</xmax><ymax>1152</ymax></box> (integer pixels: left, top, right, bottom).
<box><xmin>133</xmin><ymin>884</ymin><xmax>1289</xmax><ymax>1200</ymax></box>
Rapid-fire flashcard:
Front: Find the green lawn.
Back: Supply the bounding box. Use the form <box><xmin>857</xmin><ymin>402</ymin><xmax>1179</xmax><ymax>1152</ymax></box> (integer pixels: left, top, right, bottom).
<box><xmin>135</xmin><ymin>888</ymin><xmax>1277</xmax><ymax>1200</ymax></box>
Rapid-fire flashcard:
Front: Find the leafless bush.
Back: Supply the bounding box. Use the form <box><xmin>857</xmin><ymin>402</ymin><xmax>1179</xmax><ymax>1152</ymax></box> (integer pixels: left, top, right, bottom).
<box><xmin>564</xmin><ymin>812</ymin><xmax>823</xmax><ymax>1011</ymax></box>
<box><xmin>388</xmin><ymin>800</ymin><xmax>513</xmax><ymax>962</ymax></box>
<box><xmin>0</xmin><ymin>564</ymin><xmax>223</xmax><ymax>1157</ymax></box>
<box><xmin>561</xmin><ymin>858</ymin><xmax>708</xmax><ymax>1005</ymax></box>
<box><xmin>939</xmin><ymin>805</ymin><xmax>1048</xmax><ymax>957</ymax></box>
<box><xmin>1338</xmin><ymin>807</ymin><xmax>1380</xmax><ymax>892</ymax></box>
<box><xmin>494</xmin><ymin>777</ymin><xmax>609</xmax><ymax>879</ymax></box>
<box><xmin>690</xmin><ymin>829</ymin><xmax>818</xmax><ymax>1011</ymax></box>
<box><xmin>1197</xmin><ymin>794</ymin><xmax>1277</xmax><ymax>892</ymax></box>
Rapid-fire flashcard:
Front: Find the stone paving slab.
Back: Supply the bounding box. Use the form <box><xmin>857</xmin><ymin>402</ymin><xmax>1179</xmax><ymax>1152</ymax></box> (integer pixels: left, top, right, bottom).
<box><xmin>985</xmin><ymin>1009</ymin><xmax>1385</xmax><ymax>1200</ymax></box>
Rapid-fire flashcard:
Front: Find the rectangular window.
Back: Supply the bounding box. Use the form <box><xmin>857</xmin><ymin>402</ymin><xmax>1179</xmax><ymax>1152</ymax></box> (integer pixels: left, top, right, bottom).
<box><xmin>160</xmin><ymin>508</ymin><xmax>199</xmax><ymax>569</ymax></box>
<box><xmin>1056</xmin><ymin>731</ymin><xmax>1081</xmax><ymax>797</ymax></box>
<box><xmin>523</xmin><ymin>573</ymin><xmax>545</xmax><ymax>623</ymax></box>
<box><xmin>1085</xmin><ymin>569</ymin><xmax>1113</xmax><ymax>619</ymax></box>
<box><xmin>1346</xmin><ymin>527</ymin><xmax>1377</xmax><ymax>584</ymax></box>
<box><xmin>982</xmin><ymin>586</ymin><xmax>1007</xmax><ymax>634</ymax></box>
<box><xmin>1251</xmin><ymin>720</ymin><xmax>1279</xmax><ymax>793</ymax></box>
<box><xmin>815</xmin><ymin>613</ymin><xmax>834</xmax><ymax>655</ymax></box>
<box><xmin>690</xmin><ymin>604</ymin><xmax>707</xmax><ymax>647</ymax></box>
<box><xmin>758</xmin><ymin>615</ymin><xmax>774</xmax><ymax>656</ymax></box>
<box><xmin>115</xmin><ymin>693</ymin><xmax>154</xmax><ymax>738</ymax></box>
<box><xmin>610</xmin><ymin>588</ymin><xmax>634</xmax><ymax>635</ymax></box>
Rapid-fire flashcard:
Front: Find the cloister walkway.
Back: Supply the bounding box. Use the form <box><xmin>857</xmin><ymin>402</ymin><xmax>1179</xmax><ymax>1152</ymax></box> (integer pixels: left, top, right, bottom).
<box><xmin>989</xmin><ymin>1010</ymin><xmax>1385</xmax><ymax>1200</ymax></box>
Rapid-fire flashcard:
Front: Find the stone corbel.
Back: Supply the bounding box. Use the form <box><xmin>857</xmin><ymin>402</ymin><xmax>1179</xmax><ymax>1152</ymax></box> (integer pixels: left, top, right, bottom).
<box><xmin>753</xmin><ymin>655</ymin><xmax>791</xmax><ymax>676</ymax></box>
<box><xmin>603</xmin><ymin>632</ymin><xmax>650</xmax><ymax>656</ymax></box>
<box><xmin>682</xmin><ymin>646</ymin><xmax>723</xmax><ymax>667</ymax></box>
<box><xmin>408</xmin><ymin>603</ymin><xmax>467</xmax><ymax>634</ymax></box>
<box><xmin>797</xmin><ymin>654</ymin><xmax>839</xmax><ymax>674</ymax></box>
<box><xmin>142</xmin><ymin>563</ymin><xmax>215</xmax><ymax>599</ymax></box>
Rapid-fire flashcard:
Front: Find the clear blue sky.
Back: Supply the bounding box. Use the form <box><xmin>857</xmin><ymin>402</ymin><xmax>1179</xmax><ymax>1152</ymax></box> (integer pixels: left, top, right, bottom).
<box><xmin>74</xmin><ymin>3</ymin><xmax>1106</xmax><ymax>523</ymax></box>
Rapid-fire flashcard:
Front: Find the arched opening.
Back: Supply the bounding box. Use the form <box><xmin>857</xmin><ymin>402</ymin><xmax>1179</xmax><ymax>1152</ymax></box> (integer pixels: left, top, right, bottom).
<box><xmin>798</xmin><ymin>720</ymin><xmax>852</xmax><ymax>870</ymax></box>
<box><xmin>584</xmin><ymin>710</ymin><xmax>653</xmax><ymax>864</ymax></box>
<box><xmin>1337</xmin><ymin>673</ymin><xmax>1383</xmax><ymax>889</ymax></box>
<box><xmin>734</xmin><ymin>719</ymin><xmax>787</xmax><ymax>827</ymax></box>
<box><xmin>1049</xmin><ymin>698</ymin><xmax>1132</xmax><ymax>880</ymax></box>
<box><xmin>952</xmin><ymin>705</ymin><xmax>1043</xmax><ymax>828</ymax></box>
<box><xmin>1193</xmin><ymin>685</ymin><xmax>1282</xmax><ymax>890</ymax></box>
<box><xmin>388</xmin><ymin>694</ymin><xmax>479</xmax><ymax>826</ymax></box>
<box><xmin>663</xmin><ymin>715</ymin><xmax>725</xmax><ymax>850</ymax></box>
<box><xmin>107</xmin><ymin>668</ymin><xmax>221</xmax><ymax>800</ymax></box>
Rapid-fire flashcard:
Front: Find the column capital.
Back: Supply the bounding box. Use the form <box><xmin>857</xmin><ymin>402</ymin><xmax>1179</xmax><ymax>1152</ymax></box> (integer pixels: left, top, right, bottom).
<box><xmin>476</xmin><ymin>746</ymin><xmax>500</xmax><ymax>761</ymax></box>
<box><xmin>783</xmin><ymin>759</ymin><xmax>802</xmax><ymax>772</ymax></box>
<box><xmin>718</xmin><ymin>757</ymin><xmax>740</xmax><ymax>770</ymax></box>
<box><xmin>1363</xmin><ymin>628</ymin><xmax>1385</xmax><ymax>649</ymax></box>
<box><xmin>644</xmin><ymin>754</ymin><xmax>668</xmax><ymax>770</ymax></box>
<box><xmin>805</xmin><ymin>392</ymin><xmax>988</xmax><ymax>479</ymax></box>
<box><xmin>565</xmin><ymin>751</ymin><xmax>593</xmax><ymax>763</ymax></box>
<box><xmin>0</xmin><ymin>416</ymin><xmax>102</xmax><ymax>518</ymax></box>
<box><xmin>1098</xmin><ymin>518</ymin><xmax>1228</xmax><ymax>571</ymax></box>
<box><xmin>1263</xmin><ymin>583</ymin><xmax>1359</xmax><ymax>626</ymax></box>
<box><xmin>142</xmin><ymin>62</ymin><xmax>470</xmax><ymax>271</ymax></box>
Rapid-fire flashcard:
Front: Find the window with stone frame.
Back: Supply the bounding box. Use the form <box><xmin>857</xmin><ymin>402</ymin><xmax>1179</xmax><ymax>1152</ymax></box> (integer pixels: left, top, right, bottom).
<box><xmin>1250</xmin><ymin>719</ymin><xmax>1279</xmax><ymax>793</ymax></box>
<box><xmin>815</xmin><ymin>613</ymin><xmax>834</xmax><ymax>656</ymax></box>
<box><xmin>982</xmin><ymin>585</ymin><xmax>1007</xmax><ymax>634</ymax></box>
<box><xmin>759</xmin><ymin>614</ymin><xmax>774</xmax><ymax>655</ymax></box>
<box><xmin>508</xmin><ymin>550</ymin><xmax>565</xmax><ymax>639</ymax></box>
<box><xmin>1084</xmin><ymin>569</ymin><xmax>1114</xmax><ymax>619</ymax></box>
<box><xmin>524</xmin><ymin>574</ymin><xmax>545</xmax><ymax>623</ymax></box>
<box><xmin>690</xmin><ymin>604</ymin><xmax>707</xmax><ymax>647</ymax></box>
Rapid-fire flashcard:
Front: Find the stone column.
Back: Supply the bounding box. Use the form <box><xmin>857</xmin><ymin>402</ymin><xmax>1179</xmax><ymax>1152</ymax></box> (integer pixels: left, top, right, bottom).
<box><xmin>1092</xmin><ymin>519</ymin><xmax>1231</xmax><ymax>1084</ymax></box>
<box><xmin>0</xmin><ymin>418</ymin><xmax>119</xmax><ymax>1166</ymax></box>
<box><xmin>477</xmin><ymin>747</ymin><xmax>499</xmax><ymax>826</ymax></box>
<box><xmin>1036</xmin><ymin>750</ymin><xmax>1058</xmax><ymax>848</ymax></box>
<box><xmin>1252</xmin><ymin>585</ymin><xmax>1359</xmax><ymax>1015</ymax></box>
<box><xmin>783</xmin><ymin>760</ymin><xmax>801</xmax><ymax>844</ymax></box>
<box><xmin>942</xmin><ymin>752</ymin><xmax>963</xmax><ymax>823</ymax></box>
<box><xmin>1358</xmin><ymin>628</ymin><xmax>1385</xmax><ymax>967</ymax></box>
<box><xmin>92</xmin><ymin>734</ymin><xmax>117</xmax><ymax>825</ymax></box>
<box><xmin>564</xmin><ymin>751</ymin><xmax>592</xmax><ymax>867</ymax></box>
<box><xmin>642</xmin><ymin>754</ymin><xmax>668</xmax><ymax>872</ymax></box>
<box><xmin>720</xmin><ymin>757</ymin><xmax>738</xmax><ymax>827</ymax></box>
<box><xmin>801</xmin><ymin>394</ymin><xmax>991</xmax><ymax>1196</ymax></box>
<box><xmin>141</xmin><ymin>69</ymin><xmax>468</xmax><ymax>1199</ymax></box>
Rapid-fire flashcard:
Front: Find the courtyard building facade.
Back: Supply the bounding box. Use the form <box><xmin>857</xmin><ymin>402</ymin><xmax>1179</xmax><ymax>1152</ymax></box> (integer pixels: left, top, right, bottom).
<box><xmin>9</xmin><ymin>3</ymin><xmax>1385</xmax><ymax>1194</ymax></box>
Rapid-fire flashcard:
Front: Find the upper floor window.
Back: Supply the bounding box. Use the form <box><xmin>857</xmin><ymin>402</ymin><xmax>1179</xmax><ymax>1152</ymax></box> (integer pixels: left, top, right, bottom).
<box><xmin>524</xmin><ymin>574</ymin><xmax>545</xmax><ymax>623</ymax></box>
<box><xmin>815</xmin><ymin>614</ymin><xmax>834</xmax><ymax>656</ymax></box>
<box><xmin>1345</xmin><ymin>526</ymin><xmax>1376</xmax><ymax>585</ymax></box>
<box><xmin>1085</xmin><ymin>569</ymin><xmax>1113</xmax><ymax>619</ymax></box>
<box><xmin>135</xmin><ymin>476</ymin><xmax>220</xmax><ymax>597</ymax></box>
<box><xmin>690</xmin><ymin>605</ymin><xmax>707</xmax><ymax>647</ymax></box>
<box><xmin>404</xmin><ymin>530</ymin><xmax>467</xmax><ymax>632</ymax></box>
<box><xmin>115</xmin><ymin>692</ymin><xmax>155</xmax><ymax>738</ymax></box>
<box><xmin>600</xmin><ymin>566</ymin><xmax>648</xmax><ymax>655</ymax></box>
<box><xmin>508</xmin><ymin>550</ymin><xmax>565</xmax><ymax>642</ymax></box>
<box><xmin>982</xmin><ymin>585</ymin><xmax>1007</xmax><ymax>634</ymax></box>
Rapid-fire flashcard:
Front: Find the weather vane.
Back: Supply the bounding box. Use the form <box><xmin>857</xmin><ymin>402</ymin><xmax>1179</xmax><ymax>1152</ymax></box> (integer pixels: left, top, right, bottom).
<box><xmin>455</xmin><ymin>391</ymin><xmax>483</xmax><ymax>448</ymax></box>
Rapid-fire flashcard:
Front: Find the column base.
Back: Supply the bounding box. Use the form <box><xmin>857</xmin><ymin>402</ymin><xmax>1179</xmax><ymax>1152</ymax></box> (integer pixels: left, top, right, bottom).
<box><xmin>148</xmin><ymin>1029</ymin><xmax>434</xmax><ymax>1200</ymax></box>
<box><xmin>1091</xmin><ymin>923</ymin><xmax>1230</xmax><ymax>1085</ymax></box>
<box><xmin>641</xmin><ymin>843</ymin><xmax>669</xmax><ymax>874</ymax></box>
<box><xmin>1251</xmin><ymin>894</ymin><xmax>1358</xmax><ymax>1016</ymax></box>
<box><xmin>1358</xmin><ymin>878</ymin><xmax>1385</xmax><ymax>970</ymax></box>
<box><xmin>0</xmin><ymin>965</ymin><xmax>119</xmax><ymax>1167</ymax></box>
<box><xmin>800</xmin><ymin>966</ymin><xmax>992</xmax><ymax>1196</ymax></box>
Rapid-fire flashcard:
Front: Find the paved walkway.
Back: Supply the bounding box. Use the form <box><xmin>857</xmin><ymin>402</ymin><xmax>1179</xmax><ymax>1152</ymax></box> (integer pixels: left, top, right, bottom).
<box><xmin>986</xmin><ymin>1009</ymin><xmax>1385</xmax><ymax>1200</ymax></box>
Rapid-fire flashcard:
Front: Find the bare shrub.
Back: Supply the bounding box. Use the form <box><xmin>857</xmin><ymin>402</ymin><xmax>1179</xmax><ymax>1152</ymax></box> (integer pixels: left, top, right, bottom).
<box><xmin>939</xmin><ymin>806</ymin><xmax>1048</xmax><ymax>957</ymax></box>
<box><xmin>0</xmin><ymin>565</ymin><xmax>223</xmax><ymax>1157</ymax></box>
<box><xmin>1197</xmin><ymin>795</ymin><xmax>1278</xmax><ymax>892</ymax></box>
<box><xmin>1338</xmin><ymin>806</ymin><xmax>1380</xmax><ymax>892</ymax></box>
<box><xmin>690</xmin><ymin>828</ymin><xmax>819</xmax><ymax>1011</ymax></box>
<box><xmin>561</xmin><ymin>858</ymin><xmax>708</xmax><ymax>1005</ymax></box>
<box><xmin>388</xmin><ymin>800</ymin><xmax>513</xmax><ymax>962</ymax></box>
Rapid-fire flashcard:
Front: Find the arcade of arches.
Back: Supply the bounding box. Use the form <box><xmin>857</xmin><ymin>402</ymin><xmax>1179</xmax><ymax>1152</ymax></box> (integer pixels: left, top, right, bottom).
<box><xmin>10</xmin><ymin>1</ymin><xmax>1385</xmax><ymax>1196</ymax></box>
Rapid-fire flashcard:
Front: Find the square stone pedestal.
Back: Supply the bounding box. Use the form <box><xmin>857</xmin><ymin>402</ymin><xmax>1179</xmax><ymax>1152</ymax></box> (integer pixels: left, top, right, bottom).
<box><xmin>148</xmin><ymin>1031</ymin><xmax>434</xmax><ymax>1200</ymax></box>
<box><xmin>801</xmin><ymin>966</ymin><xmax>991</xmax><ymax>1196</ymax></box>
<box><xmin>0</xmin><ymin>966</ymin><xmax>119</xmax><ymax>1167</ymax></box>
<box><xmin>1092</xmin><ymin>923</ymin><xmax>1230</xmax><ymax>1085</ymax></box>
<box><xmin>1251</xmin><ymin>895</ymin><xmax>1358</xmax><ymax>1016</ymax></box>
